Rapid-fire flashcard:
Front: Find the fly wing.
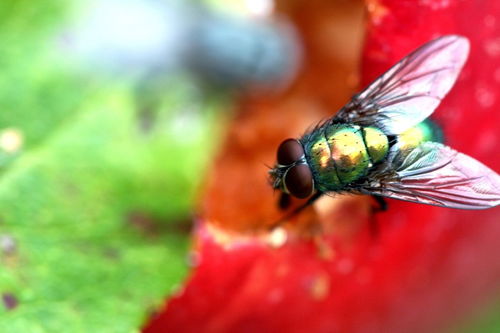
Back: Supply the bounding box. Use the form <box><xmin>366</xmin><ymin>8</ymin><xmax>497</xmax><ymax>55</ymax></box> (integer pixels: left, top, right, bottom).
<box><xmin>334</xmin><ymin>35</ymin><xmax>469</xmax><ymax>134</ymax></box>
<box><xmin>359</xmin><ymin>142</ymin><xmax>500</xmax><ymax>209</ymax></box>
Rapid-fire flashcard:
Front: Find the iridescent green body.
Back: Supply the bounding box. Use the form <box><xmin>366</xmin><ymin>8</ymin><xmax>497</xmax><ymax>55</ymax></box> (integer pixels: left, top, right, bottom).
<box><xmin>397</xmin><ymin>120</ymin><xmax>443</xmax><ymax>155</ymax></box>
<box><xmin>301</xmin><ymin>120</ymin><xmax>441</xmax><ymax>192</ymax></box>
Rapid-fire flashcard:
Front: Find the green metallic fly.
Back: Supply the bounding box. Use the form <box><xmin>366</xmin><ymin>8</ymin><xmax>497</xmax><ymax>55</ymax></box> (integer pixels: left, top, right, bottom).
<box><xmin>270</xmin><ymin>35</ymin><xmax>500</xmax><ymax>213</ymax></box>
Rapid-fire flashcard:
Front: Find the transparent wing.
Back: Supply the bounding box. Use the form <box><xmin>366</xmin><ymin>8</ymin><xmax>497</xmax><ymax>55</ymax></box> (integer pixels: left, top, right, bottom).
<box><xmin>359</xmin><ymin>142</ymin><xmax>500</xmax><ymax>209</ymax></box>
<box><xmin>335</xmin><ymin>35</ymin><xmax>470</xmax><ymax>134</ymax></box>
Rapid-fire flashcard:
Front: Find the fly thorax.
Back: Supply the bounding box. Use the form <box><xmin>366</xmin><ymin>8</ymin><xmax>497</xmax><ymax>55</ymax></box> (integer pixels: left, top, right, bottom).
<box><xmin>362</xmin><ymin>126</ymin><xmax>389</xmax><ymax>163</ymax></box>
<box><xmin>326</xmin><ymin>125</ymin><xmax>371</xmax><ymax>184</ymax></box>
<box><xmin>307</xmin><ymin>131</ymin><xmax>342</xmax><ymax>191</ymax></box>
<box><xmin>306</xmin><ymin>124</ymin><xmax>389</xmax><ymax>191</ymax></box>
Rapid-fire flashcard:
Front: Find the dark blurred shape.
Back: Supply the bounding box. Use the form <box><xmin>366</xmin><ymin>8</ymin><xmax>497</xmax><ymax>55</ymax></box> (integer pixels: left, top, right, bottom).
<box><xmin>65</xmin><ymin>0</ymin><xmax>302</xmax><ymax>92</ymax></box>
<box><xmin>186</xmin><ymin>12</ymin><xmax>301</xmax><ymax>90</ymax></box>
<box><xmin>2</xmin><ymin>293</ymin><xmax>18</xmax><ymax>311</ymax></box>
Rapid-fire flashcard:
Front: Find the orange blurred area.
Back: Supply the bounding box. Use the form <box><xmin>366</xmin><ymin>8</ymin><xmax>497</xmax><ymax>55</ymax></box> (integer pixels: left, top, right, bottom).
<box><xmin>200</xmin><ymin>0</ymin><xmax>369</xmax><ymax>233</ymax></box>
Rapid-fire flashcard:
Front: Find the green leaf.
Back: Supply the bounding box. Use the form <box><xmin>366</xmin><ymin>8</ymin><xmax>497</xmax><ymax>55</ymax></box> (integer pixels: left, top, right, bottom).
<box><xmin>0</xmin><ymin>1</ymin><xmax>221</xmax><ymax>331</ymax></box>
<box><xmin>0</xmin><ymin>87</ymin><xmax>219</xmax><ymax>332</ymax></box>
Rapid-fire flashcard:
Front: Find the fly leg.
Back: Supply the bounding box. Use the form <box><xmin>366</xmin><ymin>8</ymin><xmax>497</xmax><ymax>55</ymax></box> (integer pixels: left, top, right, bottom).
<box><xmin>372</xmin><ymin>195</ymin><xmax>387</xmax><ymax>212</ymax></box>
<box><xmin>270</xmin><ymin>191</ymin><xmax>323</xmax><ymax>229</ymax></box>
<box><xmin>278</xmin><ymin>192</ymin><xmax>292</xmax><ymax>210</ymax></box>
<box><xmin>369</xmin><ymin>195</ymin><xmax>387</xmax><ymax>238</ymax></box>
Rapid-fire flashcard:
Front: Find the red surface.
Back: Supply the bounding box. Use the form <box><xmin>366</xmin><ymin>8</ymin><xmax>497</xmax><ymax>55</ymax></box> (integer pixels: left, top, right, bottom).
<box><xmin>143</xmin><ymin>0</ymin><xmax>500</xmax><ymax>332</ymax></box>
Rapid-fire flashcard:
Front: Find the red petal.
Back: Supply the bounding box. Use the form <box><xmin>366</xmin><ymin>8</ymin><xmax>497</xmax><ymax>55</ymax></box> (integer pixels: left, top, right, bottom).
<box><xmin>144</xmin><ymin>1</ymin><xmax>500</xmax><ymax>332</ymax></box>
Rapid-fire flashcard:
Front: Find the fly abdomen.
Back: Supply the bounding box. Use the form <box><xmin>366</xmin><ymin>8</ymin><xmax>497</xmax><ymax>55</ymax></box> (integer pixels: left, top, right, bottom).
<box><xmin>305</xmin><ymin>123</ymin><xmax>389</xmax><ymax>192</ymax></box>
<box><xmin>396</xmin><ymin>119</ymin><xmax>443</xmax><ymax>155</ymax></box>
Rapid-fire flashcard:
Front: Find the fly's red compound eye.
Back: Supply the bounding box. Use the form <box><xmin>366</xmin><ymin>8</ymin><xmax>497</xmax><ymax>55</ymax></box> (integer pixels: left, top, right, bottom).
<box><xmin>277</xmin><ymin>139</ymin><xmax>304</xmax><ymax>165</ymax></box>
<box><xmin>284</xmin><ymin>164</ymin><xmax>314</xmax><ymax>199</ymax></box>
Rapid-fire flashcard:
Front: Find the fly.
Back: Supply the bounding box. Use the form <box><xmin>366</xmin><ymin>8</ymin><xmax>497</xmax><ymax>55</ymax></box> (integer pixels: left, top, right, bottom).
<box><xmin>269</xmin><ymin>35</ymin><xmax>500</xmax><ymax>218</ymax></box>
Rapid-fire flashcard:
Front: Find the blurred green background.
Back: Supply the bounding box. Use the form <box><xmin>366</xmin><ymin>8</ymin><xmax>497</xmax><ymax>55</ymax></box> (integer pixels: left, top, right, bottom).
<box><xmin>0</xmin><ymin>1</ymin><xmax>224</xmax><ymax>331</ymax></box>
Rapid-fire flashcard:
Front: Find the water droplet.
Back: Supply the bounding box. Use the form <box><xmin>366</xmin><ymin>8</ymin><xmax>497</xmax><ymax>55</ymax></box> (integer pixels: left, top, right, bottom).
<box><xmin>494</xmin><ymin>68</ymin><xmax>500</xmax><ymax>83</ymax></box>
<box><xmin>244</xmin><ymin>0</ymin><xmax>274</xmax><ymax>17</ymax></box>
<box><xmin>484</xmin><ymin>38</ymin><xmax>500</xmax><ymax>57</ymax></box>
<box><xmin>477</xmin><ymin>130</ymin><xmax>497</xmax><ymax>153</ymax></box>
<box><xmin>475</xmin><ymin>86</ymin><xmax>496</xmax><ymax>109</ymax></box>
<box><xmin>484</xmin><ymin>15</ymin><xmax>496</xmax><ymax>28</ymax></box>
<box><xmin>267</xmin><ymin>227</ymin><xmax>287</xmax><ymax>248</ymax></box>
<box><xmin>0</xmin><ymin>128</ymin><xmax>23</xmax><ymax>153</ymax></box>
<box><xmin>268</xmin><ymin>288</ymin><xmax>284</xmax><ymax>303</ymax></box>
<box><xmin>366</xmin><ymin>0</ymin><xmax>389</xmax><ymax>26</ymax></box>
<box><xmin>310</xmin><ymin>273</ymin><xmax>330</xmax><ymax>301</ymax></box>
<box><xmin>316</xmin><ymin>238</ymin><xmax>335</xmax><ymax>260</ymax></box>
<box><xmin>419</xmin><ymin>0</ymin><xmax>450</xmax><ymax>10</ymax></box>
<box><xmin>337</xmin><ymin>257</ymin><xmax>353</xmax><ymax>274</ymax></box>
<box><xmin>0</xmin><ymin>234</ymin><xmax>16</xmax><ymax>255</ymax></box>
<box><xmin>2</xmin><ymin>293</ymin><xmax>18</xmax><ymax>310</ymax></box>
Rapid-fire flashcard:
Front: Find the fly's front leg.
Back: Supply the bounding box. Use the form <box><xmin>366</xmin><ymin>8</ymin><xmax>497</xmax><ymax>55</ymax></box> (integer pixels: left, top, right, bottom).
<box><xmin>372</xmin><ymin>195</ymin><xmax>388</xmax><ymax>212</ymax></box>
<box><xmin>278</xmin><ymin>192</ymin><xmax>291</xmax><ymax>210</ymax></box>
<box><xmin>369</xmin><ymin>195</ymin><xmax>387</xmax><ymax>238</ymax></box>
<box><xmin>270</xmin><ymin>191</ymin><xmax>324</xmax><ymax>229</ymax></box>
